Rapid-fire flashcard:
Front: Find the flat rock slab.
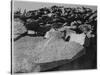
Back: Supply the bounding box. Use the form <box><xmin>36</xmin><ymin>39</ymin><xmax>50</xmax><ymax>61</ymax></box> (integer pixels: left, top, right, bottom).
<box><xmin>13</xmin><ymin>36</ymin><xmax>84</xmax><ymax>72</ymax></box>
<box><xmin>34</xmin><ymin>39</ymin><xmax>84</xmax><ymax>63</ymax></box>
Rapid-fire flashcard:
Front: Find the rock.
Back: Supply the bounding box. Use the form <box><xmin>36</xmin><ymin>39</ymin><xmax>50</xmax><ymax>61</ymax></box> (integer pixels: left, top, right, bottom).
<box><xmin>27</xmin><ymin>30</ymin><xmax>35</xmax><ymax>34</ymax></box>
<box><xmin>34</xmin><ymin>39</ymin><xmax>84</xmax><ymax>63</ymax></box>
<box><xmin>13</xmin><ymin>35</ymin><xmax>84</xmax><ymax>73</ymax></box>
<box><xmin>69</xmin><ymin>33</ymin><xmax>86</xmax><ymax>45</ymax></box>
<box><xmin>14</xmin><ymin>18</ymin><xmax>27</xmax><ymax>39</ymax></box>
<box><xmin>13</xmin><ymin>36</ymin><xmax>43</xmax><ymax>73</ymax></box>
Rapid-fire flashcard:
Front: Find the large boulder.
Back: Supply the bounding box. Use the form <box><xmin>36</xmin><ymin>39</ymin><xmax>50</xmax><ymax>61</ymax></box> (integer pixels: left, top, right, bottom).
<box><xmin>13</xmin><ymin>32</ymin><xmax>84</xmax><ymax>73</ymax></box>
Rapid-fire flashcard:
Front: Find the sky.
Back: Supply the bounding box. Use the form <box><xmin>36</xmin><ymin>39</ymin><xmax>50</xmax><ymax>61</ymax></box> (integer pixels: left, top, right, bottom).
<box><xmin>13</xmin><ymin>0</ymin><xmax>97</xmax><ymax>12</ymax></box>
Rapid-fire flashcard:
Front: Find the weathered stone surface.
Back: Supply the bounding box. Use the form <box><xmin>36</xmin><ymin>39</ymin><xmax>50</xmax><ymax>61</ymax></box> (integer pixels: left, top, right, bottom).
<box><xmin>34</xmin><ymin>39</ymin><xmax>84</xmax><ymax>63</ymax></box>
<box><xmin>13</xmin><ymin>36</ymin><xmax>43</xmax><ymax>73</ymax></box>
<box><xmin>13</xmin><ymin>36</ymin><xmax>84</xmax><ymax>73</ymax></box>
<box><xmin>14</xmin><ymin>19</ymin><xmax>27</xmax><ymax>39</ymax></box>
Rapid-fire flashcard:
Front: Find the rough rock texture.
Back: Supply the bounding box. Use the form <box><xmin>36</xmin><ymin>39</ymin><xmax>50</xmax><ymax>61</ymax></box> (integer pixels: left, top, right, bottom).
<box><xmin>13</xmin><ymin>36</ymin><xmax>84</xmax><ymax>73</ymax></box>
<box><xmin>13</xmin><ymin>36</ymin><xmax>43</xmax><ymax>73</ymax></box>
<box><xmin>13</xmin><ymin>19</ymin><xmax>27</xmax><ymax>39</ymax></box>
<box><xmin>34</xmin><ymin>38</ymin><xmax>84</xmax><ymax>63</ymax></box>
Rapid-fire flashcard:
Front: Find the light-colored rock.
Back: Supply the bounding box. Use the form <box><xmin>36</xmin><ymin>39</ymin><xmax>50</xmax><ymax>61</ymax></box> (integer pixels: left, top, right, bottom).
<box><xmin>13</xmin><ymin>36</ymin><xmax>43</xmax><ymax>73</ymax></box>
<box><xmin>27</xmin><ymin>30</ymin><xmax>35</xmax><ymax>34</ymax></box>
<box><xmin>13</xmin><ymin>18</ymin><xmax>27</xmax><ymax>38</ymax></box>
<box><xmin>44</xmin><ymin>28</ymin><xmax>64</xmax><ymax>39</ymax></box>
<box><xmin>34</xmin><ymin>39</ymin><xmax>84</xmax><ymax>63</ymax></box>
<box><xmin>13</xmin><ymin>34</ymin><xmax>84</xmax><ymax>73</ymax></box>
<box><xmin>69</xmin><ymin>33</ymin><xmax>86</xmax><ymax>45</ymax></box>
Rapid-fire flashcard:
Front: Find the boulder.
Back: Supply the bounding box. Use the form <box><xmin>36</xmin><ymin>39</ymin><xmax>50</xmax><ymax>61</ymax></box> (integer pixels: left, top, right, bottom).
<box><xmin>14</xmin><ymin>18</ymin><xmax>27</xmax><ymax>39</ymax></box>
